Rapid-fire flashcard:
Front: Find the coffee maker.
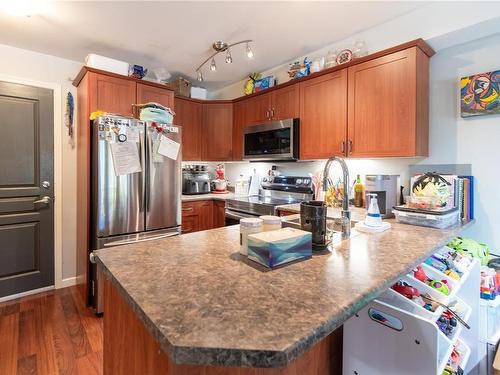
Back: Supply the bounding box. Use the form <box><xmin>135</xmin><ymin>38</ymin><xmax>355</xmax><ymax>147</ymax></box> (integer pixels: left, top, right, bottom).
<box><xmin>364</xmin><ymin>175</ymin><xmax>399</xmax><ymax>218</ymax></box>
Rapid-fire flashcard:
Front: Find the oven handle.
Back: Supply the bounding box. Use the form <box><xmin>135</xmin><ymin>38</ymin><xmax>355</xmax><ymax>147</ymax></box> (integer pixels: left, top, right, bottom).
<box><xmin>225</xmin><ymin>209</ymin><xmax>259</xmax><ymax>220</ymax></box>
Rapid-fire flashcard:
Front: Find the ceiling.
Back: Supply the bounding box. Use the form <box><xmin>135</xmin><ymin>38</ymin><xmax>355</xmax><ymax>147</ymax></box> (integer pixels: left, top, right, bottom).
<box><xmin>0</xmin><ymin>1</ymin><xmax>430</xmax><ymax>90</ymax></box>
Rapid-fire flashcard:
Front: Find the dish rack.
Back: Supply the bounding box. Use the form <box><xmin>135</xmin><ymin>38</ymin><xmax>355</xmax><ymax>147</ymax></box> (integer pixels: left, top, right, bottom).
<box><xmin>343</xmin><ymin>251</ymin><xmax>480</xmax><ymax>375</ymax></box>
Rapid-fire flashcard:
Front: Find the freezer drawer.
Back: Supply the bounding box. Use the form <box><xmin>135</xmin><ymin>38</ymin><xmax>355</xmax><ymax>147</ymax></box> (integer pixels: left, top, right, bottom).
<box><xmin>145</xmin><ymin>123</ymin><xmax>181</xmax><ymax>231</ymax></box>
<box><xmin>92</xmin><ymin>118</ymin><xmax>145</xmax><ymax>242</ymax></box>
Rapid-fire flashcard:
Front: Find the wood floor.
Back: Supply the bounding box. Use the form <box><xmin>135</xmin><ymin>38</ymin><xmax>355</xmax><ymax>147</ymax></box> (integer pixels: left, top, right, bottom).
<box><xmin>0</xmin><ymin>286</ymin><xmax>103</xmax><ymax>375</ymax></box>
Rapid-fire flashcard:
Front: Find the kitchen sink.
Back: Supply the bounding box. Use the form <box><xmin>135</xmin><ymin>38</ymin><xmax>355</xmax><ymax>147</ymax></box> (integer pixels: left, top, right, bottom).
<box><xmin>281</xmin><ymin>214</ymin><xmax>359</xmax><ymax>244</ymax></box>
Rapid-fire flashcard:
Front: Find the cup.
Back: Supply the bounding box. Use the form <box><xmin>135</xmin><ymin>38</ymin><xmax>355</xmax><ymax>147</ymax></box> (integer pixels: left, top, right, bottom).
<box><xmin>300</xmin><ymin>201</ymin><xmax>329</xmax><ymax>250</ymax></box>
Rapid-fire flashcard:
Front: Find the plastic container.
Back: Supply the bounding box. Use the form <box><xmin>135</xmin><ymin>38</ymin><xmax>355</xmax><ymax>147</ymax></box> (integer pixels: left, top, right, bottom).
<box><xmin>239</xmin><ymin>218</ymin><xmax>263</xmax><ymax>255</ymax></box>
<box><xmin>393</xmin><ymin>208</ymin><xmax>460</xmax><ymax>229</ymax></box>
<box><xmin>85</xmin><ymin>54</ymin><xmax>129</xmax><ymax>76</ymax></box>
<box><xmin>190</xmin><ymin>86</ymin><xmax>207</xmax><ymax>100</ymax></box>
<box><xmin>259</xmin><ymin>215</ymin><xmax>282</xmax><ymax>232</ymax></box>
<box><xmin>479</xmin><ymin>295</ymin><xmax>500</xmax><ymax>343</ymax></box>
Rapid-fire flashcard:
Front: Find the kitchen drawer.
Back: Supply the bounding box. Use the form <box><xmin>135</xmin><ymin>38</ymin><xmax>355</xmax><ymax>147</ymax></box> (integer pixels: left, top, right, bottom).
<box><xmin>181</xmin><ymin>200</ymin><xmax>213</xmax><ymax>233</ymax></box>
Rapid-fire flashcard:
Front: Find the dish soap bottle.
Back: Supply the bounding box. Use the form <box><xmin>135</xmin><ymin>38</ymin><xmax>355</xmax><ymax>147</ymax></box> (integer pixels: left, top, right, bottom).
<box><xmin>365</xmin><ymin>193</ymin><xmax>382</xmax><ymax>227</ymax></box>
<box><xmin>354</xmin><ymin>174</ymin><xmax>364</xmax><ymax>208</ymax></box>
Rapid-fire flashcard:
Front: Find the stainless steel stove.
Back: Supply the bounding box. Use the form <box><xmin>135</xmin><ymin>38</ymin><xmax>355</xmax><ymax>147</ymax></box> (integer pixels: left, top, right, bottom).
<box><xmin>225</xmin><ymin>176</ymin><xmax>314</xmax><ymax>224</ymax></box>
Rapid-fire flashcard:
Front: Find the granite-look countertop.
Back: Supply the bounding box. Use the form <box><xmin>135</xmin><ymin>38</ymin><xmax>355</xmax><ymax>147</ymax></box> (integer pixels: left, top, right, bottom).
<box><xmin>182</xmin><ymin>192</ymin><xmax>234</xmax><ymax>202</ymax></box>
<box><xmin>95</xmin><ymin>220</ymin><xmax>472</xmax><ymax>368</ymax></box>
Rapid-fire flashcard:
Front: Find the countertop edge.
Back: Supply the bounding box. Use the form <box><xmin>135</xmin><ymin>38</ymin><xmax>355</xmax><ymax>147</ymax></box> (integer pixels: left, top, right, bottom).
<box><xmin>96</xmin><ymin>220</ymin><xmax>474</xmax><ymax>368</ymax></box>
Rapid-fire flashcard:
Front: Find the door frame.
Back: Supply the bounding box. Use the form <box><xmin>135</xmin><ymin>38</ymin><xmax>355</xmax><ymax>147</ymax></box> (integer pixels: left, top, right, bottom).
<box><xmin>0</xmin><ymin>73</ymin><xmax>65</xmax><ymax>298</ymax></box>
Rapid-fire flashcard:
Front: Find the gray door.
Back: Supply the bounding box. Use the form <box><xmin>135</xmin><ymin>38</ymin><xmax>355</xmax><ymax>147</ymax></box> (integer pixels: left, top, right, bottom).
<box><xmin>0</xmin><ymin>81</ymin><xmax>54</xmax><ymax>297</ymax></box>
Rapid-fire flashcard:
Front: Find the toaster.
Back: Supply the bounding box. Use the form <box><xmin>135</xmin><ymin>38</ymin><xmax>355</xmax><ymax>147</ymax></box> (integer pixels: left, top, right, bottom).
<box><xmin>182</xmin><ymin>169</ymin><xmax>211</xmax><ymax>195</ymax></box>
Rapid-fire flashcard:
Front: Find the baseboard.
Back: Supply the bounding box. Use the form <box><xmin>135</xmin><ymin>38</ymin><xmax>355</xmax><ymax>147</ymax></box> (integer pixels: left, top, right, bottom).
<box><xmin>0</xmin><ymin>285</ymin><xmax>55</xmax><ymax>303</ymax></box>
<box><xmin>59</xmin><ymin>276</ymin><xmax>77</xmax><ymax>288</ymax></box>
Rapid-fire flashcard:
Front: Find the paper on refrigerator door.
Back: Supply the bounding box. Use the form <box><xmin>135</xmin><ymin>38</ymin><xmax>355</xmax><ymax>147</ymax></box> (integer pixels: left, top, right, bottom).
<box><xmin>110</xmin><ymin>142</ymin><xmax>142</xmax><ymax>176</ymax></box>
<box><xmin>158</xmin><ymin>135</ymin><xmax>180</xmax><ymax>160</ymax></box>
<box><xmin>126</xmin><ymin>126</ymin><xmax>140</xmax><ymax>143</ymax></box>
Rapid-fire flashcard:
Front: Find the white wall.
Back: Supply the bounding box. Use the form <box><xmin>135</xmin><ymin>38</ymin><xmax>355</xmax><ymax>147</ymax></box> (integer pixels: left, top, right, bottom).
<box><xmin>210</xmin><ymin>2</ymin><xmax>500</xmax><ymax>100</ymax></box>
<box><xmin>0</xmin><ymin>43</ymin><xmax>82</xmax><ymax>281</ymax></box>
<box><xmin>421</xmin><ymin>33</ymin><xmax>500</xmax><ymax>251</ymax></box>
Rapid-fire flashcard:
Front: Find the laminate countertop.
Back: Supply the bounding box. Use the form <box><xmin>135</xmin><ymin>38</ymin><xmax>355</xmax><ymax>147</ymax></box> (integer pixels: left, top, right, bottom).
<box><xmin>181</xmin><ymin>192</ymin><xmax>234</xmax><ymax>202</ymax></box>
<box><xmin>95</xmin><ymin>220</ymin><xmax>473</xmax><ymax>368</ymax></box>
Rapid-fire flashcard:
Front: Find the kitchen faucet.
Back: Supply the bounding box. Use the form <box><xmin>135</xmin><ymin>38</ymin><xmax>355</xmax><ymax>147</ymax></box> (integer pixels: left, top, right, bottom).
<box><xmin>322</xmin><ymin>156</ymin><xmax>351</xmax><ymax>239</ymax></box>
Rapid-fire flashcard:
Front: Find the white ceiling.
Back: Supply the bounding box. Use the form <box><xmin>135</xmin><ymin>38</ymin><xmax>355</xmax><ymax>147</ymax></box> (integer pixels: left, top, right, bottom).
<box><xmin>0</xmin><ymin>1</ymin><xmax>429</xmax><ymax>90</ymax></box>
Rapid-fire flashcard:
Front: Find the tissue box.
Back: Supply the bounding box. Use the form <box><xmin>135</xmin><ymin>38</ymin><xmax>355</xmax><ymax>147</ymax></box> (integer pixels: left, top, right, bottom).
<box><xmin>247</xmin><ymin>228</ymin><xmax>312</xmax><ymax>268</ymax></box>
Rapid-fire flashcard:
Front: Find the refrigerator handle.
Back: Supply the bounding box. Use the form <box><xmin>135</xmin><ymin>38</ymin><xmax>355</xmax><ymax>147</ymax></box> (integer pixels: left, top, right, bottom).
<box><xmin>145</xmin><ymin>125</ymin><xmax>150</xmax><ymax>213</ymax></box>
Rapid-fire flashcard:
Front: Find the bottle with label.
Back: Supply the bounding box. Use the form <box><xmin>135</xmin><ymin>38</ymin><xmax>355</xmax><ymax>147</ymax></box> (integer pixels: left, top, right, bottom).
<box><xmin>354</xmin><ymin>174</ymin><xmax>364</xmax><ymax>208</ymax></box>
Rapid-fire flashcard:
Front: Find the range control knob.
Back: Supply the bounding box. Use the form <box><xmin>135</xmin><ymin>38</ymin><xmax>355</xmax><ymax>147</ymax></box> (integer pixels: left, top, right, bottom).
<box><xmin>296</xmin><ymin>179</ymin><xmax>303</xmax><ymax>185</ymax></box>
<box><xmin>262</xmin><ymin>177</ymin><xmax>268</xmax><ymax>183</ymax></box>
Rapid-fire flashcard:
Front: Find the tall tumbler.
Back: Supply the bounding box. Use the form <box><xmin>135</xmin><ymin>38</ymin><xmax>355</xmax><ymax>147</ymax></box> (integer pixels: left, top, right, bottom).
<box><xmin>300</xmin><ymin>201</ymin><xmax>328</xmax><ymax>250</ymax></box>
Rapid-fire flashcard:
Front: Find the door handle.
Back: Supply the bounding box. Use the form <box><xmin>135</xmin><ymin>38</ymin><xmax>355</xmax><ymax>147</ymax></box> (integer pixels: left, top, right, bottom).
<box><xmin>34</xmin><ymin>196</ymin><xmax>51</xmax><ymax>205</ymax></box>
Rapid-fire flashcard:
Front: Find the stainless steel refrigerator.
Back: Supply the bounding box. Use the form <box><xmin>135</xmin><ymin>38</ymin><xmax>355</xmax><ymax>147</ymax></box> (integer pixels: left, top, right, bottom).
<box><xmin>90</xmin><ymin>115</ymin><xmax>181</xmax><ymax>312</ymax></box>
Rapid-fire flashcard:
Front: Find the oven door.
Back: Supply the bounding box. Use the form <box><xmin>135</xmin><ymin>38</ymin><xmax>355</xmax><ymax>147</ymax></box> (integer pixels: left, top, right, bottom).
<box><xmin>225</xmin><ymin>209</ymin><xmax>260</xmax><ymax>226</ymax></box>
<box><xmin>243</xmin><ymin>118</ymin><xmax>299</xmax><ymax>161</ymax></box>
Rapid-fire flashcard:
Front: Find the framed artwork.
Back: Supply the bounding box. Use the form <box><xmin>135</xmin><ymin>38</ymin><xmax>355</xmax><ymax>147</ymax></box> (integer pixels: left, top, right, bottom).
<box><xmin>461</xmin><ymin>70</ymin><xmax>500</xmax><ymax>117</ymax></box>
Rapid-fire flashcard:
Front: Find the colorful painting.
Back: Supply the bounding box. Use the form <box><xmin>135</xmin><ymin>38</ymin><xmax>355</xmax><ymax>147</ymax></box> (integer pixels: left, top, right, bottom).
<box><xmin>461</xmin><ymin>70</ymin><xmax>500</xmax><ymax>117</ymax></box>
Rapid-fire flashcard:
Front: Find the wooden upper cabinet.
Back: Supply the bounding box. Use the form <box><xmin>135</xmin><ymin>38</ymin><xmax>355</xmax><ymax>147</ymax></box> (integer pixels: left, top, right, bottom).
<box><xmin>136</xmin><ymin>83</ymin><xmax>175</xmax><ymax>110</ymax></box>
<box><xmin>347</xmin><ymin>47</ymin><xmax>429</xmax><ymax>157</ymax></box>
<box><xmin>299</xmin><ymin>70</ymin><xmax>348</xmax><ymax>160</ymax></box>
<box><xmin>271</xmin><ymin>85</ymin><xmax>299</xmax><ymax>120</ymax></box>
<box><xmin>201</xmin><ymin>103</ymin><xmax>233</xmax><ymax>161</ymax></box>
<box><xmin>243</xmin><ymin>93</ymin><xmax>271</xmax><ymax>125</ymax></box>
<box><xmin>175</xmin><ymin>98</ymin><xmax>202</xmax><ymax>161</ymax></box>
<box><xmin>232</xmin><ymin>101</ymin><xmax>245</xmax><ymax>161</ymax></box>
<box><xmin>89</xmin><ymin>73</ymin><xmax>136</xmax><ymax>116</ymax></box>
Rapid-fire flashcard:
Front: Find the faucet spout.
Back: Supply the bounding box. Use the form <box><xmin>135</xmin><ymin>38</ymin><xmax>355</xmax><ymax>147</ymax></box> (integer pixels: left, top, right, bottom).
<box><xmin>322</xmin><ymin>156</ymin><xmax>351</xmax><ymax>239</ymax></box>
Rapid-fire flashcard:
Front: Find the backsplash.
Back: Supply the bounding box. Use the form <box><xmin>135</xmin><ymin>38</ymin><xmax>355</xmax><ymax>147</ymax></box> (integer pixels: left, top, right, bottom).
<box><xmin>223</xmin><ymin>158</ymin><xmax>422</xmax><ymax>193</ymax></box>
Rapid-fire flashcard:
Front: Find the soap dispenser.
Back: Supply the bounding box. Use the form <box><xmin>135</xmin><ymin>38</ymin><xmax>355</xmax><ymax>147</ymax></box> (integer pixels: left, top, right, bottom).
<box><xmin>365</xmin><ymin>193</ymin><xmax>382</xmax><ymax>227</ymax></box>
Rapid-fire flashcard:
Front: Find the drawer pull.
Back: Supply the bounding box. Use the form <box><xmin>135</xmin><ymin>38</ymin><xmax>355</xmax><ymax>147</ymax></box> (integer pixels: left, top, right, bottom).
<box><xmin>182</xmin><ymin>207</ymin><xmax>194</xmax><ymax>212</ymax></box>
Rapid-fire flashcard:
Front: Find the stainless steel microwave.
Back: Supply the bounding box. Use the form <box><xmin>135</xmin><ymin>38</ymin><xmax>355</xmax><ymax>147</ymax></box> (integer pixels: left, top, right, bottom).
<box><xmin>243</xmin><ymin>118</ymin><xmax>299</xmax><ymax>161</ymax></box>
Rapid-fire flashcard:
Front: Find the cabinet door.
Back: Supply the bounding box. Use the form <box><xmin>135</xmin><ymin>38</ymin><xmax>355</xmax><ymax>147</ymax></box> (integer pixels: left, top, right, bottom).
<box><xmin>90</xmin><ymin>73</ymin><xmax>136</xmax><ymax>116</ymax></box>
<box><xmin>347</xmin><ymin>48</ymin><xmax>418</xmax><ymax>157</ymax></box>
<box><xmin>175</xmin><ymin>98</ymin><xmax>202</xmax><ymax>161</ymax></box>
<box><xmin>201</xmin><ymin>103</ymin><xmax>233</xmax><ymax>161</ymax></box>
<box><xmin>212</xmin><ymin>200</ymin><xmax>226</xmax><ymax>228</ymax></box>
<box><xmin>197</xmin><ymin>200</ymin><xmax>213</xmax><ymax>231</ymax></box>
<box><xmin>271</xmin><ymin>85</ymin><xmax>299</xmax><ymax>120</ymax></box>
<box><xmin>299</xmin><ymin>70</ymin><xmax>348</xmax><ymax>160</ymax></box>
<box><xmin>181</xmin><ymin>215</ymin><xmax>199</xmax><ymax>234</ymax></box>
<box><xmin>232</xmin><ymin>101</ymin><xmax>245</xmax><ymax>161</ymax></box>
<box><xmin>243</xmin><ymin>93</ymin><xmax>271</xmax><ymax>125</ymax></box>
<box><xmin>136</xmin><ymin>83</ymin><xmax>175</xmax><ymax>110</ymax></box>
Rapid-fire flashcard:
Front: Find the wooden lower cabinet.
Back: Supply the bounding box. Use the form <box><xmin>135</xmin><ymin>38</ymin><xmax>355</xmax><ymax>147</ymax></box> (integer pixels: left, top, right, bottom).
<box><xmin>103</xmin><ymin>275</ymin><xmax>343</xmax><ymax>375</ymax></box>
<box><xmin>181</xmin><ymin>200</ymin><xmax>226</xmax><ymax>233</ymax></box>
<box><xmin>212</xmin><ymin>200</ymin><xmax>226</xmax><ymax>228</ymax></box>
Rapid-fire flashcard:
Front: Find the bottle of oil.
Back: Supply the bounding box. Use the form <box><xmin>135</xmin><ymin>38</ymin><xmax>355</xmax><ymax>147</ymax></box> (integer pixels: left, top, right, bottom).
<box><xmin>354</xmin><ymin>174</ymin><xmax>364</xmax><ymax>208</ymax></box>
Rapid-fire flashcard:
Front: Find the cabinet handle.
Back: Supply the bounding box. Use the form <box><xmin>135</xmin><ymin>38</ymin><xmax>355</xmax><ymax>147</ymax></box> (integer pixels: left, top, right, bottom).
<box><xmin>271</xmin><ymin>108</ymin><xmax>275</xmax><ymax>118</ymax></box>
<box><xmin>182</xmin><ymin>207</ymin><xmax>193</xmax><ymax>212</ymax></box>
<box><xmin>341</xmin><ymin>141</ymin><xmax>346</xmax><ymax>154</ymax></box>
<box><xmin>348</xmin><ymin>140</ymin><xmax>353</xmax><ymax>154</ymax></box>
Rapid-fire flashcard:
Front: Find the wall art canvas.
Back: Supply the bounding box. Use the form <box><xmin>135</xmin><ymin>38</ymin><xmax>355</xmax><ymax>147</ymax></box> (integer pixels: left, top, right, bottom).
<box><xmin>461</xmin><ymin>70</ymin><xmax>500</xmax><ymax>117</ymax></box>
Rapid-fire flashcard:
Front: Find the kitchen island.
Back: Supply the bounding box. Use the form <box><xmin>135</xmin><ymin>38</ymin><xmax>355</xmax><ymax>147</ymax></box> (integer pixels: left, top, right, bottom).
<box><xmin>95</xmin><ymin>220</ymin><xmax>472</xmax><ymax>374</ymax></box>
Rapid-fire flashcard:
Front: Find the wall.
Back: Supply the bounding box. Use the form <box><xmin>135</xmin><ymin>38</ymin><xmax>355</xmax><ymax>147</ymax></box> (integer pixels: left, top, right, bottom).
<box><xmin>0</xmin><ymin>43</ymin><xmax>82</xmax><ymax>281</ymax></box>
<box><xmin>225</xmin><ymin>32</ymin><xmax>500</xmax><ymax>252</ymax></box>
<box><xmin>421</xmin><ymin>32</ymin><xmax>500</xmax><ymax>251</ymax></box>
<box><xmin>210</xmin><ymin>3</ymin><xmax>500</xmax><ymax>100</ymax></box>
